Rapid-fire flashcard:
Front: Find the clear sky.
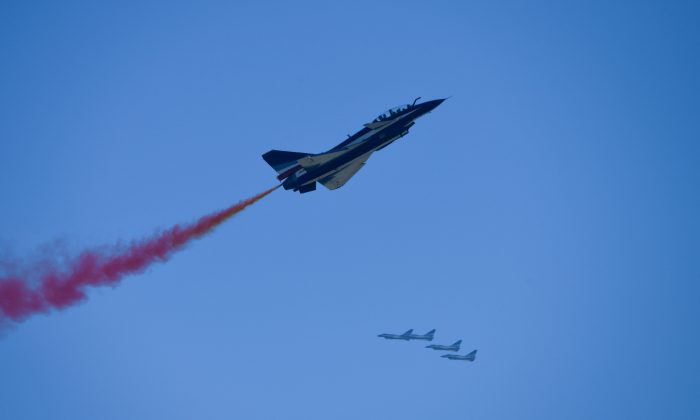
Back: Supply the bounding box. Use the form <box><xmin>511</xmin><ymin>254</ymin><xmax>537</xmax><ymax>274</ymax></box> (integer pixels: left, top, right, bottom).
<box><xmin>1</xmin><ymin>1</ymin><xmax>699</xmax><ymax>419</ymax></box>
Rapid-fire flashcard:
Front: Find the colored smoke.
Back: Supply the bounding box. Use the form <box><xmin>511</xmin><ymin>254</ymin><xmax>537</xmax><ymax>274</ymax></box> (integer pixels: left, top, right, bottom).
<box><xmin>0</xmin><ymin>186</ymin><xmax>279</xmax><ymax>324</ymax></box>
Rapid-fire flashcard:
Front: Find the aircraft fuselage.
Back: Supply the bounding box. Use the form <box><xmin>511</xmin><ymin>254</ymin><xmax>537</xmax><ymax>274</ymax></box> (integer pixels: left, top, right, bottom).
<box><xmin>427</xmin><ymin>345</ymin><xmax>460</xmax><ymax>351</ymax></box>
<box><xmin>441</xmin><ymin>350</ymin><xmax>477</xmax><ymax>361</ymax></box>
<box><xmin>377</xmin><ymin>334</ymin><xmax>411</xmax><ymax>340</ymax></box>
<box><xmin>281</xmin><ymin>99</ymin><xmax>444</xmax><ymax>192</ymax></box>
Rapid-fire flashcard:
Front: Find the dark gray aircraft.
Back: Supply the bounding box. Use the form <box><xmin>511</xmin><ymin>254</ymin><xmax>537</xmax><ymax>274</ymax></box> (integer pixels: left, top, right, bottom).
<box><xmin>441</xmin><ymin>350</ymin><xmax>477</xmax><ymax>361</ymax></box>
<box><xmin>426</xmin><ymin>340</ymin><xmax>461</xmax><ymax>351</ymax></box>
<box><xmin>262</xmin><ymin>97</ymin><xmax>446</xmax><ymax>193</ymax></box>
<box><xmin>408</xmin><ymin>329</ymin><xmax>436</xmax><ymax>341</ymax></box>
<box><xmin>377</xmin><ymin>329</ymin><xmax>414</xmax><ymax>340</ymax></box>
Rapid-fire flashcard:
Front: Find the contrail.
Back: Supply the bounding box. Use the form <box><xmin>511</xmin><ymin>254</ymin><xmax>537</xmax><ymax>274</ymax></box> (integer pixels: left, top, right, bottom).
<box><xmin>0</xmin><ymin>185</ymin><xmax>279</xmax><ymax>324</ymax></box>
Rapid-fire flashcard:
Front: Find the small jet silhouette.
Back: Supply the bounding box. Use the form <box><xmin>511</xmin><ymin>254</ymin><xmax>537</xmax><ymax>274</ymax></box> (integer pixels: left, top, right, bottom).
<box><xmin>441</xmin><ymin>350</ymin><xmax>477</xmax><ymax>361</ymax></box>
<box><xmin>377</xmin><ymin>329</ymin><xmax>414</xmax><ymax>340</ymax></box>
<box><xmin>262</xmin><ymin>98</ymin><xmax>446</xmax><ymax>193</ymax></box>
<box><xmin>426</xmin><ymin>340</ymin><xmax>461</xmax><ymax>351</ymax></box>
<box><xmin>407</xmin><ymin>329</ymin><xmax>436</xmax><ymax>341</ymax></box>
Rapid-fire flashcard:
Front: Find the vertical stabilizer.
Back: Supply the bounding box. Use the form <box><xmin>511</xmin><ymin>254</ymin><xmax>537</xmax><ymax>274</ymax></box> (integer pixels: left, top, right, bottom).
<box><xmin>262</xmin><ymin>150</ymin><xmax>311</xmax><ymax>180</ymax></box>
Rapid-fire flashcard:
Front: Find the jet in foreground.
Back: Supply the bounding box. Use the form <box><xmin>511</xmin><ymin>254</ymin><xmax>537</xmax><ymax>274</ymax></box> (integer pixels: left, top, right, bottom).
<box><xmin>441</xmin><ymin>350</ymin><xmax>477</xmax><ymax>361</ymax></box>
<box><xmin>408</xmin><ymin>329</ymin><xmax>436</xmax><ymax>341</ymax></box>
<box><xmin>262</xmin><ymin>97</ymin><xmax>446</xmax><ymax>193</ymax></box>
<box><xmin>426</xmin><ymin>340</ymin><xmax>461</xmax><ymax>351</ymax></box>
<box><xmin>377</xmin><ymin>329</ymin><xmax>414</xmax><ymax>340</ymax></box>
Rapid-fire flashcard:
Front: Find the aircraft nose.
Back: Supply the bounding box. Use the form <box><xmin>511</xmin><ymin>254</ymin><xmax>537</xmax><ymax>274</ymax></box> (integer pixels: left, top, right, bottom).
<box><xmin>420</xmin><ymin>98</ymin><xmax>446</xmax><ymax>113</ymax></box>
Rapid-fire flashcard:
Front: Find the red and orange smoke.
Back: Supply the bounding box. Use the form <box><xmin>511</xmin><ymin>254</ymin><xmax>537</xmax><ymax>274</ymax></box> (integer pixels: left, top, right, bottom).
<box><xmin>0</xmin><ymin>186</ymin><xmax>279</xmax><ymax>324</ymax></box>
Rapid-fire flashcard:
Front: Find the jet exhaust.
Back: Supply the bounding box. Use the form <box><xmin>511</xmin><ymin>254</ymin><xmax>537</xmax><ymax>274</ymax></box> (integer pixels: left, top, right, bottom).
<box><xmin>0</xmin><ymin>185</ymin><xmax>279</xmax><ymax>325</ymax></box>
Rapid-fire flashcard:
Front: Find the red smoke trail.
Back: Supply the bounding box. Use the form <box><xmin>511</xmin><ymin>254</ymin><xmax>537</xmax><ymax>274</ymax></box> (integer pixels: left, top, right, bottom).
<box><xmin>0</xmin><ymin>186</ymin><xmax>279</xmax><ymax>324</ymax></box>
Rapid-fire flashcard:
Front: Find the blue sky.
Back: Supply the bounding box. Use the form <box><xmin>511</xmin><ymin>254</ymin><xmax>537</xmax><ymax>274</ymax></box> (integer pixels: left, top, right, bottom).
<box><xmin>1</xmin><ymin>1</ymin><xmax>699</xmax><ymax>419</ymax></box>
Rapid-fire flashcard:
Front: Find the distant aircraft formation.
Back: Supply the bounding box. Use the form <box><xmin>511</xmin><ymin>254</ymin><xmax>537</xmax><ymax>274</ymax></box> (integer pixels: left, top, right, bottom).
<box><xmin>378</xmin><ymin>329</ymin><xmax>477</xmax><ymax>362</ymax></box>
<box><xmin>262</xmin><ymin>97</ymin><xmax>446</xmax><ymax>193</ymax></box>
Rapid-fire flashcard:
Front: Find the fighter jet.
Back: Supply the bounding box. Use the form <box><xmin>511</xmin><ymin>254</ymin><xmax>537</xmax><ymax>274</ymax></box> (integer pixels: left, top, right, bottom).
<box><xmin>441</xmin><ymin>350</ymin><xmax>477</xmax><ymax>361</ymax></box>
<box><xmin>262</xmin><ymin>97</ymin><xmax>446</xmax><ymax>193</ymax></box>
<box><xmin>408</xmin><ymin>329</ymin><xmax>436</xmax><ymax>341</ymax></box>
<box><xmin>377</xmin><ymin>329</ymin><xmax>414</xmax><ymax>341</ymax></box>
<box><xmin>426</xmin><ymin>340</ymin><xmax>462</xmax><ymax>351</ymax></box>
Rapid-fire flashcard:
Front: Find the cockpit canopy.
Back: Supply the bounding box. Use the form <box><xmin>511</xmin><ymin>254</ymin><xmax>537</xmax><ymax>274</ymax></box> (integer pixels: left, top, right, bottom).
<box><xmin>372</xmin><ymin>104</ymin><xmax>412</xmax><ymax>123</ymax></box>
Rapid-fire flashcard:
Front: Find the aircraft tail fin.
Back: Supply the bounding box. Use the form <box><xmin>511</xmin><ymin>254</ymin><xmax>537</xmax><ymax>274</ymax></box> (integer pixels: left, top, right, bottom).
<box><xmin>452</xmin><ymin>340</ymin><xmax>462</xmax><ymax>347</ymax></box>
<box><xmin>402</xmin><ymin>329</ymin><xmax>414</xmax><ymax>336</ymax></box>
<box><xmin>425</xmin><ymin>329</ymin><xmax>436</xmax><ymax>338</ymax></box>
<box><xmin>262</xmin><ymin>150</ymin><xmax>311</xmax><ymax>179</ymax></box>
<box><xmin>465</xmin><ymin>350</ymin><xmax>477</xmax><ymax>361</ymax></box>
